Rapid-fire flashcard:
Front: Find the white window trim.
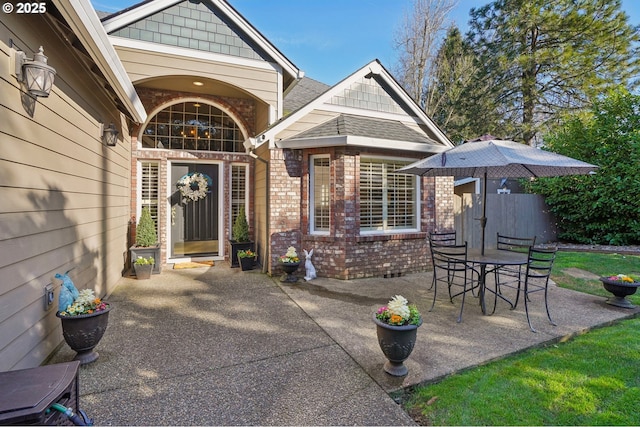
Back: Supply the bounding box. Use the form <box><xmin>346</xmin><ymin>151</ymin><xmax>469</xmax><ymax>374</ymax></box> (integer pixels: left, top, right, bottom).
<box><xmin>310</xmin><ymin>154</ymin><xmax>331</xmax><ymax>235</ymax></box>
<box><xmin>359</xmin><ymin>155</ymin><xmax>420</xmax><ymax>235</ymax></box>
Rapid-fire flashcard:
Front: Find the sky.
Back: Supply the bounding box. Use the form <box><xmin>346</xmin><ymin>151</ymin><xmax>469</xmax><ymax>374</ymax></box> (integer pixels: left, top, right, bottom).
<box><xmin>92</xmin><ymin>0</ymin><xmax>640</xmax><ymax>86</ymax></box>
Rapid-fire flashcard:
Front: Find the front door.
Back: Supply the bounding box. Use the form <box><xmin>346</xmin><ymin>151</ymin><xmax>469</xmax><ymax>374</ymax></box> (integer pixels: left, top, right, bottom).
<box><xmin>170</xmin><ymin>163</ymin><xmax>219</xmax><ymax>258</ymax></box>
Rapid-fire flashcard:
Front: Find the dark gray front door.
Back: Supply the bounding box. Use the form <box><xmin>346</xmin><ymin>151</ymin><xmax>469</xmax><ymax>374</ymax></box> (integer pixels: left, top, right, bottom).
<box><xmin>170</xmin><ymin>163</ymin><xmax>219</xmax><ymax>257</ymax></box>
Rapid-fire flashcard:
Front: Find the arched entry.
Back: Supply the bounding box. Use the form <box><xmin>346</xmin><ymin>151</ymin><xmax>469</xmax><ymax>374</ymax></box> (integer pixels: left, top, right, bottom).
<box><xmin>137</xmin><ymin>99</ymin><xmax>250</xmax><ymax>262</ymax></box>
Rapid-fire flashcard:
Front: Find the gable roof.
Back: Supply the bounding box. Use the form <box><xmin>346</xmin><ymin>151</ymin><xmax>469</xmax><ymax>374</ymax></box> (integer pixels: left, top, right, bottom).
<box><xmin>284</xmin><ymin>77</ymin><xmax>331</xmax><ymax>114</ymax></box>
<box><xmin>100</xmin><ymin>0</ymin><xmax>302</xmax><ymax>85</ymax></box>
<box><xmin>250</xmin><ymin>59</ymin><xmax>453</xmax><ymax>153</ymax></box>
<box><xmin>52</xmin><ymin>0</ymin><xmax>146</xmax><ymax>123</ymax></box>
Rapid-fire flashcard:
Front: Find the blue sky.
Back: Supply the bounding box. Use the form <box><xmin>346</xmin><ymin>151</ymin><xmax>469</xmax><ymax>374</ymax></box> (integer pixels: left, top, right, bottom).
<box><xmin>92</xmin><ymin>0</ymin><xmax>640</xmax><ymax>85</ymax></box>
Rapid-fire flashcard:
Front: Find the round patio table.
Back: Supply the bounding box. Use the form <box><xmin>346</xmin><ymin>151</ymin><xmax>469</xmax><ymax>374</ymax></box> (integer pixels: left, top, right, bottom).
<box><xmin>467</xmin><ymin>248</ymin><xmax>529</xmax><ymax>315</ymax></box>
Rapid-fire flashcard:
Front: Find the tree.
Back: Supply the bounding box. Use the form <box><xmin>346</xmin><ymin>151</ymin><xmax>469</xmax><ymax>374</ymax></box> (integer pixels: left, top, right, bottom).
<box><xmin>426</xmin><ymin>26</ymin><xmax>492</xmax><ymax>143</ymax></box>
<box><xmin>467</xmin><ymin>0</ymin><xmax>640</xmax><ymax>145</ymax></box>
<box><xmin>393</xmin><ymin>0</ymin><xmax>458</xmax><ymax>109</ymax></box>
<box><xmin>526</xmin><ymin>88</ymin><xmax>640</xmax><ymax>245</ymax></box>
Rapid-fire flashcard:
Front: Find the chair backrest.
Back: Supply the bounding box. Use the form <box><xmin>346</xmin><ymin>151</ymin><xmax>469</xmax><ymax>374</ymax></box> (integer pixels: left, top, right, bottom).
<box><xmin>497</xmin><ymin>233</ymin><xmax>536</xmax><ymax>253</ymax></box>
<box><xmin>525</xmin><ymin>247</ymin><xmax>557</xmax><ymax>279</ymax></box>
<box><xmin>429</xmin><ymin>231</ymin><xmax>457</xmax><ymax>247</ymax></box>
<box><xmin>431</xmin><ymin>242</ymin><xmax>468</xmax><ymax>266</ymax></box>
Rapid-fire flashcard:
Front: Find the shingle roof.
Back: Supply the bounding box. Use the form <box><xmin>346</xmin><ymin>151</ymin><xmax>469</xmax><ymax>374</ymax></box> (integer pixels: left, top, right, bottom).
<box><xmin>289</xmin><ymin>114</ymin><xmax>436</xmax><ymax>144</ymax></box>
<box><xmin>284</xmin><ymin>77</ymin><xmax>330</xmax><ymax>114</ymax></box>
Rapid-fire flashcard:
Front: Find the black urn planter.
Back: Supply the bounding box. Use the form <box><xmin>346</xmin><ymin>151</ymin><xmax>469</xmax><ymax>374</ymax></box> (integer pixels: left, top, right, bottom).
<box><xmin>373</xmin><ymin>314</ymin><xmax>422</xmax><ymax>376</ymax></box>
<box><xmin>56</xmin><ymin>305</ymin><xmax>111</xmax><ymax>365</ymax></box>
<box><xmin>280</xmin><ymin>262</ymin><xmax>300</xmax><ymax>283</ymax></box>
<box><xmin>600</xmin><ymin>277</ymin><xmax>640</xmax><ymax>308</ymax></box>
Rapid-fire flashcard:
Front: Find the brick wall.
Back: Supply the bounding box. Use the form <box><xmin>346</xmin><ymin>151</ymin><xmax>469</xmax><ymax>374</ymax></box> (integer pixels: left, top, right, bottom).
<box><xmin>271</xmin><ymin>147</ymin><xmax>454</xmax><ymax>280</ymax></box>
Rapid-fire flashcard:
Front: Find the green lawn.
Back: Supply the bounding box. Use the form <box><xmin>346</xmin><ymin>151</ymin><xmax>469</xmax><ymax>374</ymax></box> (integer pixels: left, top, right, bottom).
<box><xmin>404</xmin><ymin>251</ymin><xmax>640</xmax><ymax>426</ymax></box>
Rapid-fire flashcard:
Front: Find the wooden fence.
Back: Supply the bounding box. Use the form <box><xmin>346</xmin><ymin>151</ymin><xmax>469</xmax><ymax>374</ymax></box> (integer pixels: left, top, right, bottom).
<box><xmin>454</xmin><ymin>193</ymin><xmax>557</xmax><ymax>250</ymax></box>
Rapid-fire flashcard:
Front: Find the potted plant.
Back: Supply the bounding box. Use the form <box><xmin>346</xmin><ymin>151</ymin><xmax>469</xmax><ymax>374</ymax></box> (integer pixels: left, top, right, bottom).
<box><xmin>373</xmin><ymin>295</ymin><xmax>422</xmax><ymax>376</ymax></box>
<box><xmin>130</xmin><ymin>207</ymin><xmax>161</xmax><ymax>274</ymax></box>
<box><xmin>237</xmin><ymin>249</ymin><xmax>257</xmax><ymax>271</ymax></box>
<box><xmin>599</xmin><ymin>274</ymin><xmax>640</xmax><ymax>308</ymax></box>
<box><xmin>133</xmin><ymin>256</ymin><xmax>155</xmax><ymax>280</ymax></box>
<box><xmin>55</xmin><ymin>273</ymin><xmax>111</xmax><ymax>365</ymax></box>
<box><xmin>278</xmin><ymin>246</ymin><xmax>301</xmax><ymax>283</ymax></box>
<box><xmin>229</xmin><ymin>205</ymin><xmax>253</xmax><ymax>268</ymax></box>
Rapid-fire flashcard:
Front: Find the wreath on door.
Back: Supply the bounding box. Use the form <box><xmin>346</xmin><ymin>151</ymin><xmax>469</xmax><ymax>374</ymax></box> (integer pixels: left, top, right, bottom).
<box><xmin>176</xmin><ymin>172</ymin><xmax>212</xmax><ymax>203</ymax></box>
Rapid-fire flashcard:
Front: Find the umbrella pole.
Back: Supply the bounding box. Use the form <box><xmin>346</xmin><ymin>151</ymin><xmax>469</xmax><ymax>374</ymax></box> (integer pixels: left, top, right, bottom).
<box><xmin>481</xmin><ymin>171</ymin><xmax>487</xmax><ymax>255</ymax></box>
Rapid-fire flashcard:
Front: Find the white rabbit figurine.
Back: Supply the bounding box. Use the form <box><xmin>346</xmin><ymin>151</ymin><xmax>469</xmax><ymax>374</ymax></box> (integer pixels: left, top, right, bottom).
<box><xmin>303</xmin><ymin>249</ymin><xmax>317</xmax><ymax>281</ymax></box>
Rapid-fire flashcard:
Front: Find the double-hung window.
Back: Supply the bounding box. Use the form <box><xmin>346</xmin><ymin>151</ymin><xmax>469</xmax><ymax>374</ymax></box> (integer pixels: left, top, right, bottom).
<box><xmin>359</xmin><ymin>157</ymin><xmax>418</xmax><ymax>233</ymax></box>
<box><xmin>310</xmin><ymin>156</ymin><xmax>330</xmax><ymax>234</ymax></box>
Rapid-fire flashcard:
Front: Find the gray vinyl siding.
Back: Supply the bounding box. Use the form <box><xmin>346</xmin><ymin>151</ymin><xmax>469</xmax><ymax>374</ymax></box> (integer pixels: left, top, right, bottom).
<box><xmin>0</xmin><ymin>14</ymin><xmax>132</xmax><ymax>371</ymax></box>
<box><xmin>110</xmin><ymin>0</ymin><xmax>268</xmax><ymax>61</ymax></box>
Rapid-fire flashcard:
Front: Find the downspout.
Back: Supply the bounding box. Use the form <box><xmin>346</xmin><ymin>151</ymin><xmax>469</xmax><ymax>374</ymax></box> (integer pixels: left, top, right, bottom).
<box><xmin>249</xmin><ymin>150</ymin><xmax>270</xmax><ymax>274</ymax></box>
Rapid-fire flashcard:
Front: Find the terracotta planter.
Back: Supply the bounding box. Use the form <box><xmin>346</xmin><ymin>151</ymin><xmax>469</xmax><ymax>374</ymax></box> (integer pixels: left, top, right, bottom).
<box><xmin>57</xmin><ymin>305</ymin><xmax>111</xmax><ymax>365</ymax></box>
<box><xmin>600</xmin><ymin>277</ymin><xmax>640</xmax><ymax>308</ymax></box>
<box><xmin>373</xmin><ymin>314</ymin><xmax>422</xmax><ymax>376</ymax></box>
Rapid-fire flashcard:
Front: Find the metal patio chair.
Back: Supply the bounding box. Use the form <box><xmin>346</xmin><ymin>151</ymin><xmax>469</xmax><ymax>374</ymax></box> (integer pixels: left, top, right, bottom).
<box><xmin>494</xmin><ymin>233</ymin><xmax>536</xmax><ymax>308</ymax></box>
<box><xmin>521</xmin><ymin>246</ymin><xmax>558</xmax><ymax>332</ymax></box>
<box><xmin>429</xmin><ymin>241</ymin><xmax>479</xmax><ymax>323</ymax></box>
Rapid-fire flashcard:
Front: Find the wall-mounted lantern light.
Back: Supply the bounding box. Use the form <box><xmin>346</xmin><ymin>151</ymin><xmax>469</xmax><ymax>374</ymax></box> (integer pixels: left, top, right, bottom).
<box><xmin>102</xmin><ymin>123</ymin><xmax>119</xmax><ymax>146</ymax></box>
<box><xmin>15</xmin><ymin>46</ymin><xmax>56</xmax><ymax>98</ymax></box>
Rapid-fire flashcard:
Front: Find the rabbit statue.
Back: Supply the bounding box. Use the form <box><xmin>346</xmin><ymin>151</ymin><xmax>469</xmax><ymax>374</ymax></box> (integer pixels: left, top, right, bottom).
<box><xmin>303</xmin><ymin>249</ymin><xmax>317</xmax><ymax>281</ymax></box>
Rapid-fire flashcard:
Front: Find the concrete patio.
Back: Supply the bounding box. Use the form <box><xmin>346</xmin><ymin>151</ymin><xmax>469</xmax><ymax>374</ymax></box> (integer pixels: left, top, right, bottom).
<box><xmin>47</xmin><ymin>263</ymin><xmax>639</xmax><ymax>425</ymax></box>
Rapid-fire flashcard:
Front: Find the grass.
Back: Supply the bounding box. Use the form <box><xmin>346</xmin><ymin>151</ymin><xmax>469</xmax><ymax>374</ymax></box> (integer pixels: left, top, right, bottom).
<box><xmin>404</xmin><ymin>251</ymin><xmax>640</xmax><ymax>426</ymax></box>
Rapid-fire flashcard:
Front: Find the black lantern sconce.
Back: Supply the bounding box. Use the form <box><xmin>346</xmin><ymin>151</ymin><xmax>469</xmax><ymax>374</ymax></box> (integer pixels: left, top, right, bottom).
<box><xmin>102</xmin><ymin>123</ymin><xmax>119</xmax><ymax>146</ymax></box>
<box><xmin>15</xmin><ymin>46</ymin><xmax>56</xmax><ymax>98</ymax></box>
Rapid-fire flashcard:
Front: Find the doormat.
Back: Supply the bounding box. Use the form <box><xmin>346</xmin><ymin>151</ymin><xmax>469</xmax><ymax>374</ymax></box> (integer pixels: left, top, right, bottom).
<box><xmin>173</xmin><ymin>261</ymin><xmax>215</xmax><ymax>269</ymax></box>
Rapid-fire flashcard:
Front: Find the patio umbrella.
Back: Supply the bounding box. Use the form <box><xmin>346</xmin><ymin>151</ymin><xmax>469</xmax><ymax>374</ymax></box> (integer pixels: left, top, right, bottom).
<box><xmin>398</xmin><ymin>137</ymin><xmax>598</xmax><ymax>254</ymax></box>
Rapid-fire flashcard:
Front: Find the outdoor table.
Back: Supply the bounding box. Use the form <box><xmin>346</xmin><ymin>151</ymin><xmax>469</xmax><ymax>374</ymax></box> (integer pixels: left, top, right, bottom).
<box><xmin>467</xmin><ymin>248</ymin><xmax>529</xmax><ymax>315</ymax></box>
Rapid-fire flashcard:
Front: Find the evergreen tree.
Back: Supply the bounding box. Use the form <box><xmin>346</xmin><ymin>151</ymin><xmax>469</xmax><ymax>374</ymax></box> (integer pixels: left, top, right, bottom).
<box><xmin>466</xmin><ymin>0</ymin><xmax>640</xmax><ymax>145</ymax></box>
<box><xmin>526</xmin><ymin>88</ymin><xmax>640</xmax><ymax>245</ymax></box>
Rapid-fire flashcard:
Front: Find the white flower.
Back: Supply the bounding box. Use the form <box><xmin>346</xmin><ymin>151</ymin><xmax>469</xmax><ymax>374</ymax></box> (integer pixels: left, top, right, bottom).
<box><xmin>387</xmin><ymin>295</ymin><xmax>410</xmax><ymax>320</ymax></box>
<box><xmin>285</xmin><ymin>246</ymin><xmax>298</xmax><ymax>258</ymax></box>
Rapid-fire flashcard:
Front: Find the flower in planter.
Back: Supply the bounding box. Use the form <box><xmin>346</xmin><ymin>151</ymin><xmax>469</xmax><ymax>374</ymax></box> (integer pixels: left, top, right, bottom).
<box><xmin>134</xmin><ymin>256</ymin><xmax>155</xmax><ymax>265</ymax></box>
<box><xmin>237</xmin><ymin>249</ymin><xmax>256</xmax><ymax>259</ymax></box>
<box><xmin>59</xmin><ymin>289</ymin><xmax>109</xmax><ymax>317</ymax></box>
<box><xmin>604</xmin><ymin>274</ymin><xmax>639</xmax><ymax>283</ymax></box>
<box><xmin>279</xmin><ymin>246</ymin><xmax>300</xmax><ymax>263</ymax></box>
<box><xmin>376</xmin><ymin>295</ymin><xmax>421</xmax><ymax>326</ymax></box>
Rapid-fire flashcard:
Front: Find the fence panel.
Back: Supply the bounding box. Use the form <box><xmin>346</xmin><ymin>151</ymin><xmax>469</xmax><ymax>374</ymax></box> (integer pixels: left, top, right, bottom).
<box><xmin>454</xmin><ymin>193</ymin><xmax>557</xmax><ymax>249</ymax></box>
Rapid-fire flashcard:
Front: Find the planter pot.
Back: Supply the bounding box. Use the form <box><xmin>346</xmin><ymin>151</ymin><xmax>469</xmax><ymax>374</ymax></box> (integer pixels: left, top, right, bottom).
<box><xmin>280</xmin><ymin>261</ymin><xmax>300</xmax><ymax>283</ymax></box>
<box><xmin>130</xmin><ymin>245</ymin><xmax>161</xmax><ymax>274</ymax></box>
<box><xmin>134</xmin><ymin>263</ymin><xmax>153</xmax><ymax>280</ymax></box>
<box><xmin>229</xmin><ymin>240</ymin><xmax>254</xmax><ymax>268</ymax></box>
<box><xmin>56</xmin><ymin>305</ymin><xmax>111</xmax><ymax>365</ymax></box>
<box><xmin>600</xmin><ymin>277</ymin><xmax>640</xmax><ymax>308</ymax></box>
<box><xmin>238</xmin><ymin>255</ymin><xmax>256</xmax><ymax>271</ymax></box>
<box><xmin>373</xmin><ymin>314</ymin><xmax>423</xmax><ymax>376</ymax></box>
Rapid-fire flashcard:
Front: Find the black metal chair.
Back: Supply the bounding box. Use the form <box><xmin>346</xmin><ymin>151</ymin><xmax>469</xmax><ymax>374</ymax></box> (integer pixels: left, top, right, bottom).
<box><xmin>521</xmin><ymin>247</ymin><xmax>558</xmax><ymax>332</ymax></box>
<box><xmin>494</xmin><ymin>233</ymin><xmax>536</xmax><ymax>308</ymax></box>
<box><xmin>427</xmin><ymin>232</ymin><xmax>457</xmax><ymax>290</ymax></box>
<box><xmin>429</xmin><ymin>242</ymin><xmax>479</xmax><ymax>323</ymax></box>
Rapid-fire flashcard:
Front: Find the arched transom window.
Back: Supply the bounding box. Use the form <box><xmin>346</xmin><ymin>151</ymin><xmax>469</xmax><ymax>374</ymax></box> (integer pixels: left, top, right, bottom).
<box><xmin>141</xmin><ymin>101</ymin><xmax>244</xmax><ymax>152</ymax></box>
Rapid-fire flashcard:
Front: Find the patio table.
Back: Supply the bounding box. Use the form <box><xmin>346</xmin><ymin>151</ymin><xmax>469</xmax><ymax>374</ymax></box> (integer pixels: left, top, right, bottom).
<box><xmin>467</xmin><ymin>248</ymin><xmax>529</xmax><ymax>315</ymax></box>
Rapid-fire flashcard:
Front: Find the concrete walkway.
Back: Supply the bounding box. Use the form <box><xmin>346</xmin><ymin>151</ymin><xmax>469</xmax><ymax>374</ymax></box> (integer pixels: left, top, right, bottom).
<box><xmin>48</xmin><ymin>264</ymin><xmax>639</xmax><ymax>425</ymax></box>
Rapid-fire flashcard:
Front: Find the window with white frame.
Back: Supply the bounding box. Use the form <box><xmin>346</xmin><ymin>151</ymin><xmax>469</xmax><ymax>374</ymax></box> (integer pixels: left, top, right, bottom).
<box><xmin>359</xmin><ymin>157</ymin><xmax>417</xmax><ymax>232</ymax></box>
<box><xmin>230</xmin><ymin>164</ymin><xmax>248</xmax><ymax>227</ymax></box>
<box><xmin>310</xmin><ymin>156</ymin><xmax>330</xmax><ymax>233</ymax></box>
<box><xmin>140</xmin><ymin>162</ymin><xmax>159</xmax><ymax>231</ymax></box>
